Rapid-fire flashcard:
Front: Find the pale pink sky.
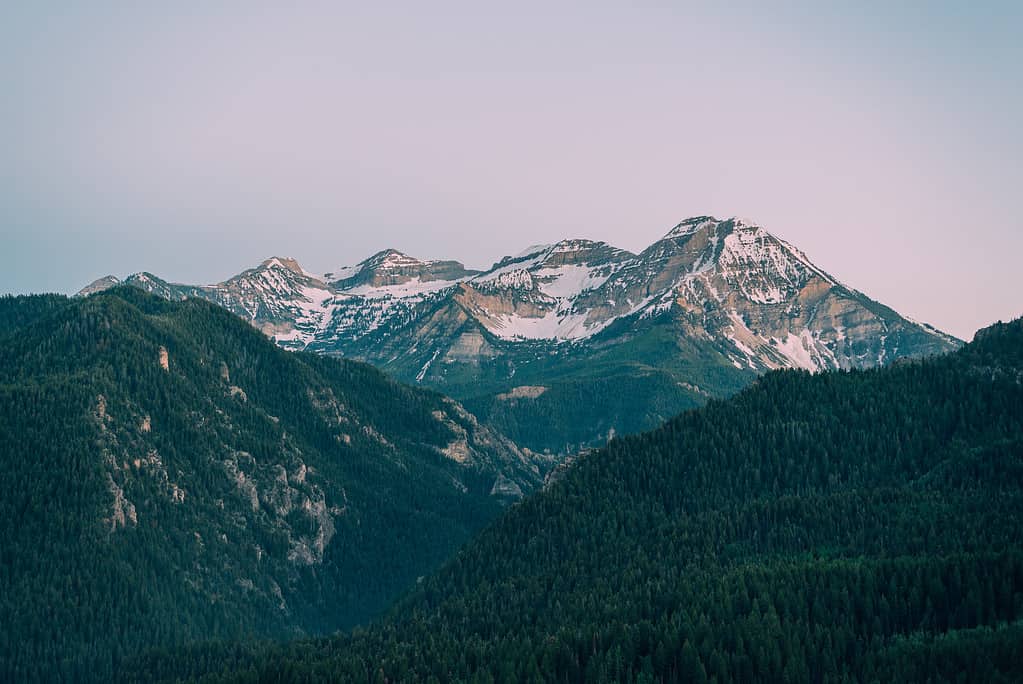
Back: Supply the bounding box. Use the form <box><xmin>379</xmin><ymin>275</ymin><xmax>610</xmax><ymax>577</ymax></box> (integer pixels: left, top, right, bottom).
<box><xmin>2</xmin><ymin>2</ymin><xmax>1021</xmax><ymax>339</ymax></box>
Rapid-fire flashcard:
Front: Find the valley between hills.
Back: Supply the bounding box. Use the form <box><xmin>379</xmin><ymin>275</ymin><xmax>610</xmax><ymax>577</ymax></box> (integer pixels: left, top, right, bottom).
<box><xmin>2</xmin><ymin>217</ymin><xmax>1018</xmax><ymax>683</ymax></box>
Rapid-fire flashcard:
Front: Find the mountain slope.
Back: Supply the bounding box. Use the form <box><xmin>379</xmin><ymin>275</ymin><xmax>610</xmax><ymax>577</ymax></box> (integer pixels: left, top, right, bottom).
<box><xmin>85</xmin><ymin>217</ymin><xmax>960</xmax><ymax>452</ymax></box>
<box><xmin>0</xmin><ymin>289</ymin><xmax>545</xmax><ymax>683</ymax></box>
<box><xmin>140</xmin><ymin>318</ymin><xmax>1023</xmax><ymax>683</ymax></box>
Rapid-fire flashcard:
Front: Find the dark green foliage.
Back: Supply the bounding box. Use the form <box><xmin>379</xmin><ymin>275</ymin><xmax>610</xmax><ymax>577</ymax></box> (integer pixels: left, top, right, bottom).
<box><xmin>0</xmin><ymin>289</ymin><xmax>518</xmax><ymax>682</ymax></box>
<box><xmin>462</xmin><ymin>371</ymin><xmax>703</xmax><ymax>454</ymax></box>
<box><xmin>135</xmin><ymin>318</ymin><xmax>1023</xmax><ymax>682</ymax></box>
<box><xmin>436</xmin><ymin>318</ymin><xmax>754</xmax><ymax>454</ymax></box>
<box><xmin>0</xmin><ymin>293</ymin><xmax>69</xmax><ymax>334</ymax></box>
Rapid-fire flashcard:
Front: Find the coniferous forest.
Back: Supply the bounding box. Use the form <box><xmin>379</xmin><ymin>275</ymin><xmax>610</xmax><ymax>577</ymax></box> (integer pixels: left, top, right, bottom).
<box><xmin>1</xmin><ymin>289</ymin><xmax>1022</xmax><ymax>682</ymax></box>
<box><xmin>125</xmin><ymin>318</ymin><xmax>1023</xmax><ymax>682</ymax></box>
<box><xmin>0</xmin><ymin>289</ymin><xmax>536</xmax><ymax>682</ymax></box>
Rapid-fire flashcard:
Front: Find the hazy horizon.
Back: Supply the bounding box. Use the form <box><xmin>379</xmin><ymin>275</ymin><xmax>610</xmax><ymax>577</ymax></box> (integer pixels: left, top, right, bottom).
<box><xmin>3</xmin><ymin>2</ymin><xmax>1021</xmax><ymax>340</ymax></box>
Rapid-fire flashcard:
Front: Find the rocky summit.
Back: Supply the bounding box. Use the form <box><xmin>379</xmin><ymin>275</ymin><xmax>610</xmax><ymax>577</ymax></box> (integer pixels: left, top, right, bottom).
<box><xmin>81</xmin><ymin>216</ymin><xmax>960</xmax><ymax>452</ymax></box>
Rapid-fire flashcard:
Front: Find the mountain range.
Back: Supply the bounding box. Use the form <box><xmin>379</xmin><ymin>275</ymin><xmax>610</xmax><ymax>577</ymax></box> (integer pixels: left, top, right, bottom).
<box><xmin>82</xmin><ymin>217</ymin><xmax>960</xmax><ymax>453</ymax></box>
<box><xmin>5</xmin><ymin>216</ymin><xmax>1017</xmax><ymax>682</ymax></box>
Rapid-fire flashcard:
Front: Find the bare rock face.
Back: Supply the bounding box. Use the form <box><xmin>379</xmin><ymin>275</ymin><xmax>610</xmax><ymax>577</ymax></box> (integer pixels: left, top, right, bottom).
<box><xmin>443</xmin><ymin>330</ymin><xmax>498</xmax><ymax>365</ymax></box>
<box><xmin>496</xmin><ymin>386</ymin><xmax>547</xmax><ymax>401</ymax></box>
<box><xmin>428</xmin><ymin>399</ymin><xmax>553</xmax><ymax>497</ymax></box>
<box><xmin>489</xmin><ymin>474</ymin><xmax>524</xmax><ymax>499</ymax></box>
<box><xmin>77</xmin><ymin>275</ymin><xmax>121</xmax><ymax>296</ymax></box>
<box><xmin>105</xmin><ymin>473</ymin><xmax>137</xmax><ymax>530</ymax></box>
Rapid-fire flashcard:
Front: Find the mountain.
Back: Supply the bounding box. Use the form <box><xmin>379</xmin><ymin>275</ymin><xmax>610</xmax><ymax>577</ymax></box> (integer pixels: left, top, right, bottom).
<box><xmin>83</xmin><ymin>217</ymin><xmax>960</xmax><ymax>452</ymax></box>
<box><xmin>0</xmin><ymin>288</ymin><xmax>547</xmax><ymax>683</ymax></box>
<box><xmin>134</xmin><ymin>318</ymin><xmax>1023</xmax><ymax>683</ymax></box>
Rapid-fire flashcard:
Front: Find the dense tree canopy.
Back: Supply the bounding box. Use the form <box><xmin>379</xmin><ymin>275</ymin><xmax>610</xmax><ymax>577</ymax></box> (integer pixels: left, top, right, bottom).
<box><xmin>0</xmin><ymin>290</ymin><xmax>530</xmax><ymax>682</ymax></box>
<box><xmin>130</xmin><ymin>319</ymin><xmax>1023</xmax><ymax>682</ymax></box>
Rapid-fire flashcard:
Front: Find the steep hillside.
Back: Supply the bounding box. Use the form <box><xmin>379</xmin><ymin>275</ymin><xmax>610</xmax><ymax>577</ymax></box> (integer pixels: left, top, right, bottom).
<box><xmin>0</xmin><ymin>289</ymin><xmax>546</xmax><ymax>683</ymax></box>
<box><xmin>140</xmin><ymin>318</ymin><xmax>1023</xmax><ymax>683</ymax></box>
<box><xmin>83</xmin><ymin>217</ymin><xmax>960</xmax><ymax>453</ymax></box>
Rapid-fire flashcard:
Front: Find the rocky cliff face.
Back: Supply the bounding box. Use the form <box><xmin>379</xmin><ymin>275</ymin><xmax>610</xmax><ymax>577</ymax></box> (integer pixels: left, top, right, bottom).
<box><xmin>82</xmin><ymin>217</ymin><xmax>960</xmax><ymax>451</ymax></box>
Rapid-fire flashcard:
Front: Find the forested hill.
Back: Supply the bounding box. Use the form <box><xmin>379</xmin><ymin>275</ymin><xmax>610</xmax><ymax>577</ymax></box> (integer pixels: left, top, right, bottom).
<box><xmin>136</xmin><ymin>318</ymin><xmax>1023</xmax><ymax>683</ymax></box>
<box><xmin>0</xmin><ymin>288</ymin><xmax>546</xmax><ymax>683</ymax></box>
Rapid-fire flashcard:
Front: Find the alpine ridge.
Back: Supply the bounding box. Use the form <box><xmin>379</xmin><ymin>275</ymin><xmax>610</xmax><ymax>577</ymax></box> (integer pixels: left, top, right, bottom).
<box><xmin>81</xmin><ymin>217</ymin><xmax>960</xmax><ymax>452</ymax></box>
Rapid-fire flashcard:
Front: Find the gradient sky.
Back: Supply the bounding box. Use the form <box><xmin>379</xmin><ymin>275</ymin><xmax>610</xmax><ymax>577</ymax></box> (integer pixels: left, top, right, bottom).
<box><xmin>2</xmin><ymin>2</ymin><xmax>1020</xmax><ymax>340</ymax></box>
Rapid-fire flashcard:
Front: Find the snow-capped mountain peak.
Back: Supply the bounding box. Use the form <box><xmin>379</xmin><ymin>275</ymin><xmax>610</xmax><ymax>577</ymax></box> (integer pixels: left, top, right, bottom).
<box><xmin>83</xmin><ymin>216</ymin><xmax>959</xmax><ymax>382</ymax></box>
<box><xmin>78</xmin><ymin>275</ymin><xmax>122</xmax><ymax>296</ymax></box>
<box><xmin>661</xmin><ymin>215</ymin><xmax>719</xmax><ymax>240</ymax></box>
<box><xmin>259</xmin><ymin>256</ymin><xmax>310</xmax><ymax>277</ymax></box>
<box><xmin>327</xmin><ymin>249</ymin><xmax>478</xmax><ymax>289</ymax></box>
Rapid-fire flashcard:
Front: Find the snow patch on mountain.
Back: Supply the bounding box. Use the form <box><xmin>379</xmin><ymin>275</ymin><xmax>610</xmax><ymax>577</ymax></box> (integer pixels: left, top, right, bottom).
<box><xmin>346</xmin><ymin>277</ymin><xmax>461</xmax><ymax>300</ymax></box>
<box><xmin>325</xmin><ymin>264</ymin><xmax>361</xmax><ymax>282</ymax></box>
<box><xmin>773</xmin><ymin>331</ymin><xmax>823</xmax><ymax>371</ymax></box>
<box><xmin>416</xmin><ymin>349</ymin><xmax>442</xmax><ymax>382</ymax></box>
<box><xmin>489</xmin><ymin>309</ymin><xmax>604</xmax><ymax>341</ymax></box>
<box><xmin>272</xmin><ymin>285</ymin><xmax>336</xmax><ymax>347</ymax></box>
<box><xmin>478</xmin><ymin>269</ymin><xmax>535</xmax><ymax>291</ymax></box>
<box><xmin>534</xmin><ymin>264</ymin><xmax>611</xmax><ymax>299</ymax></box>
<box><xmin>477</xmin><ymin>252</ymin><xmax>550</xmax><ymax>283</ymax></box>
